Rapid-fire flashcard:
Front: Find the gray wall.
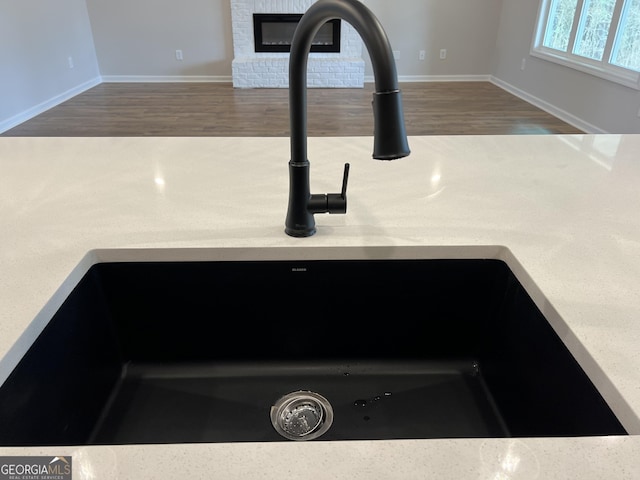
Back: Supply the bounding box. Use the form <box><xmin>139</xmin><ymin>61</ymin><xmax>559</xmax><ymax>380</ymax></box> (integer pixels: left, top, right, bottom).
<box><xmin>0</xmin><ymin>0</ymin><xmax>100</xmax><ymax>130</ymax></box>
<box><xmin>364</xmin><ymin>0</ymin><xmax>501</xmax><ymax>78</ymax></box>
<box><xmin>86</xmin><ymin>0</ymin><xmax>233</xmax><ymax>78</ymax></box>
<box><xmin>84</xmin><ymin>0</ymin><xmax>501</xmax><ymax>80</ymax></box>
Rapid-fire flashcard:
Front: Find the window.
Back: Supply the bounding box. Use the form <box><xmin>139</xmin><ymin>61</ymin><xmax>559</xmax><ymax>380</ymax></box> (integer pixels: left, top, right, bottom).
<box><xmin>532</xmin><ymin>0</ymin><xmax>640</xmax><ymax>89</ymax></box>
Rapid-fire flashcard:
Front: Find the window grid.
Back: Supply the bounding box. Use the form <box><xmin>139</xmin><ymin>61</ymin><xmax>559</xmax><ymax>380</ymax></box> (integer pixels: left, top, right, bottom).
<box><xmin>533</xmin><ymin>0</ymin><xmax>640</xmax><ymax>89</ymax></box>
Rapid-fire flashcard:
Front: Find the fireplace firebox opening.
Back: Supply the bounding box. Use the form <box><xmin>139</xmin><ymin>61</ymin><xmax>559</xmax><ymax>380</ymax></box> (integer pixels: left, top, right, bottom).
<box><xmin>253</xmin><ymin>14</ymin><xmax>341</xmax><ymax>53</ymax></box>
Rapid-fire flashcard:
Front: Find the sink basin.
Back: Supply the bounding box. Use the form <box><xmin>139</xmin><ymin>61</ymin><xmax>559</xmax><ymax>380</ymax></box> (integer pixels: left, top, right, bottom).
<box><xmin>0</xmin><ymin>246</ymin><xmax>626</xmax><ymax>445</ymax></box>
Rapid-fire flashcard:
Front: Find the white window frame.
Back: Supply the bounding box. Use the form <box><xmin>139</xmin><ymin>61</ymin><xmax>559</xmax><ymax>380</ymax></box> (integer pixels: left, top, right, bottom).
<box><xmin>531</xmin><ymin>0</ymin><xmax>640</xmax><ymax>90</ymax></box>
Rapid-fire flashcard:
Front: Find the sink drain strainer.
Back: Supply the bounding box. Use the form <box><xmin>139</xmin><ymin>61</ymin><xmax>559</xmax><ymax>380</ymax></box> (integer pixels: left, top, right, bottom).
<box><xmin>270</xmin><ymin>391</ymin><xmax>334</xmax><ymax>441</ymax></box>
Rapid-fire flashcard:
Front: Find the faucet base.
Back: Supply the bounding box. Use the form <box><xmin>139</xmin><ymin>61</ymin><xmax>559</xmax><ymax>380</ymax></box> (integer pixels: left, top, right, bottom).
<box><xmin>285</xmin><ymin>225</ymin><xmax>317</xmax><ymax>237</ymax></box>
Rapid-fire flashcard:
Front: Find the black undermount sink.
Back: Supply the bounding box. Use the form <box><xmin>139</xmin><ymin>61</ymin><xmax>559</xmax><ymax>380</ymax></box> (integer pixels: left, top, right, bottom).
<box><xmin>0</xmin><ymin>247</ymin><xmax>626</xmax><ymax>445</ymax></box>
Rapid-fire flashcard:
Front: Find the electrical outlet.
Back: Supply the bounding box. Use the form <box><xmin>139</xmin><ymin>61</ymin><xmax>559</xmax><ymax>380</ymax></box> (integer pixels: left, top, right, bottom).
<box><xmin>67</xmin><ymin>56</ymin><xmax>74</xmax><ymax>69</ymax></box>
<box><xmin>419</xmin><ymin>50</ymin><xmax>426</xmax><ymax>60</ymax></box>
<box><xmin>521</xmin><ymin>58</ymin><xmax>526</xmax><ymax>70</ymax></box>
<box><xmin>175</xmin><ymin>49</ymin><xmax>183</xmax><ymax>61</ymax></box>
<box><xmin>439</xmin><ymin>49</ymin><xmax>447</xmax><ymax>60</ymax></box>
<box><xmin>393</xmin><ymin>50</ymin><xmax>401</xmax><ymax>60</ymax></box>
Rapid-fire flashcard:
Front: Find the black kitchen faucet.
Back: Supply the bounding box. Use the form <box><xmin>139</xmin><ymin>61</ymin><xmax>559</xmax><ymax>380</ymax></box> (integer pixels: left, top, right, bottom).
<box><xmin>285</xmin><ymin>0</ymin><xmax>410</xmax><ymax>237</ymax></box>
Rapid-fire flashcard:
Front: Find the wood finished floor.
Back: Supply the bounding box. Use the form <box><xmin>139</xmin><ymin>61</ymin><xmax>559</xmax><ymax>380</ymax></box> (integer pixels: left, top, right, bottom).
<box><xmin>2</xmin><ymin>82</ymin><xmax>583</xmax><ymax>137</ymax></box>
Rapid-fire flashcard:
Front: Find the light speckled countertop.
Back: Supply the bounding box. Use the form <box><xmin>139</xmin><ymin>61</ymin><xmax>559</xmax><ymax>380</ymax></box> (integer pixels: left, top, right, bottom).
<box><xmin>1</xmin><ymin>135</ymin><xmax>639</xmax><ymax>479</ymax></box>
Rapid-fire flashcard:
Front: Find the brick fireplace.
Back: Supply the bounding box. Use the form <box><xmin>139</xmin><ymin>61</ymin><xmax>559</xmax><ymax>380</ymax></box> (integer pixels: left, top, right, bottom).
<box><xmin>231</xmin><ymin>0</ymin><xmax>365</xmax><ymax>88</ymax></box>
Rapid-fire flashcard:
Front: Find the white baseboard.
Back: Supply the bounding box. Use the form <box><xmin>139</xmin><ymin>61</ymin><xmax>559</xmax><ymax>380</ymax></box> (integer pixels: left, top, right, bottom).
<box><xmin>490</xmin><ymin>76</ymin><xmax>606</xmax><ymax>134</ymax></box>
<box><xmin>366</xmin><ymin>74</ymin><xmax>492</xmax><ymax>83</ymax></box>
<box><xmin>101</xmin><ymin>75</ymin><xmax>232</xmax><ymax>83</ymax></box>
<box><xmin>0</xmin><ymin>77</ymin><xmax>102</xmax><ymax>134</ymax></box>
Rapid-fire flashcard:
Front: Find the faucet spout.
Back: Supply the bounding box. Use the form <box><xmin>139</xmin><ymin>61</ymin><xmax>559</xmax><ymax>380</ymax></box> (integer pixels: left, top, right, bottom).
<box><xmin>285</xmin><ymin>0</ymin><xmax>410</xmax><ymax>237</ymax></box>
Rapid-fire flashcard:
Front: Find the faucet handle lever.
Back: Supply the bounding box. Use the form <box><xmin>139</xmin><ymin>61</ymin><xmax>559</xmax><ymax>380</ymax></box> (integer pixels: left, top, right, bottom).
<box><xmin>310</xmin><ymin>163</ymin><xmax>349</xmax><ymax>215</ymax></box>
<box><xmin>340</xmin><ymin>163</ymin><xmax>350</xmax><ymax>198</ymax></box>
<box><xmin>326</xmin><ymin>163</ymin><xmax>349</xmax><ymax>214</ymax></box>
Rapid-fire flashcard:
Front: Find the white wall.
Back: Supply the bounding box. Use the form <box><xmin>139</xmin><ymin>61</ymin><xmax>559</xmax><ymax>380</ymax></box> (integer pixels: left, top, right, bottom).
<box><xmin>0</xmin><ymin>0</ymin><xmax>100</xmax><ymax>131</ymax></box>
<box><xmin>493</xmin><ymin>0</ymin><xmax>640</xmax><ymax>133</ymax></box>
<box><xmin>86</xmin><ymin>0</ymin><xmax>233</xmax><ymax>79</ymax></box>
